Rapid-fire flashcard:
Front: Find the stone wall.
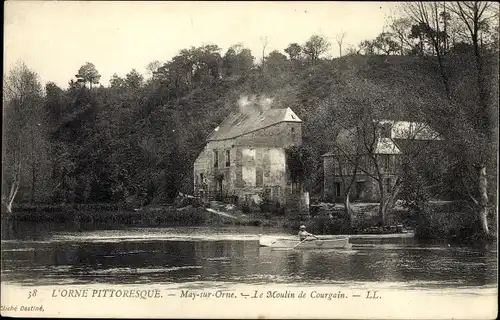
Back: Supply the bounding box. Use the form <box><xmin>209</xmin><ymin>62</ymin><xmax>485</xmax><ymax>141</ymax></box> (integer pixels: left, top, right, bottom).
<box><xmin>194</xmin><ymin>121</ymin><xmax>302</xmax><ymax>208</ymax></box>
<box><xmin>323</xmin><ymin>155</ymin><xmax>400</xmax><ymax>203</ymax></box>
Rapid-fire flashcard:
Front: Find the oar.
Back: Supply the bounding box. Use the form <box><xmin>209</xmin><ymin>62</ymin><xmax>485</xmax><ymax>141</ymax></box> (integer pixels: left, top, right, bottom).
<box><xmin>293</xmin><ymin>238</ymin><xmax>308</xmax><ymax>249</ymax></box>
<box><xmin>293</xmin><ymin>235</ymin><xmax>320</xmax><ymax>249</ymax></box>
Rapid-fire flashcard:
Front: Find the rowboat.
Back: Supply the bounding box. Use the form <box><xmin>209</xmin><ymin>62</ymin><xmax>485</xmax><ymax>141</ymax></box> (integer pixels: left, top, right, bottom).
<box><xmin>259</xmin><ymin>235</ymin><xmax>352</xmax><ymax>249</ymax></box>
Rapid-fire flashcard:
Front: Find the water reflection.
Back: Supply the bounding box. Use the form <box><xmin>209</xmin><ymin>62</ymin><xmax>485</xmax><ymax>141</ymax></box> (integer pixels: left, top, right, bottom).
<box><xmin>1</xmin><ymin>222</ymin><xmax>497</xmax><ymax>288</ymax></box>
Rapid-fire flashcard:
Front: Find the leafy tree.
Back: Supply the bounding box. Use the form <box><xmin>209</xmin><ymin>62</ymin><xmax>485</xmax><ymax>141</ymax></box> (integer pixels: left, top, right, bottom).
<box><xmin>125</xmin><ymin>69</ymin><xmax>144</xmax><ymax>89</ymax></box>
<box><xmin>358</xmin><ymin>40</ymin><xmax>376</xmax><ymax>55</ymax></box>
<box><xmin>344</xmin><ymin>45</ymin><xmax>360</xmax><ymax>56</ymax></box>
<box><xmin>109</xmin><ymin>73</ymin><xmax>125</xmax><ymax>88</ymax></box>
<box><xmin>75</xmin><ymin>62</ymin><xmax>101</xmax><ymax>88</ymax></box>
<box><xmin>284</xmin><ymin>43</ymin><xmax>303</xmax><ymax>60</ymax></box>
<box><xmin>303</xmin><ymin>35</ymin><xmax>331</xmax><ymax>61</ymax></box>
<box><xmin>264</xmin><ymin>50</ymin><xmax>288</xmax><ymax>74</ymax></box>
<box><xmin>373</xmin><ymin>32</ymin><xmax>401</xmax><ymax>55</ymax></box>
<box><xmin>286</xmin><ymin>145</ymin><xmax>312</xmax><ymax>193</ymax></box>
<box><xmin>222</xmin><ymin>43</ymin><xmax>254</xmax><ymax>78</ymax></box>
<box><xmin>146</xmin><ymin>60</ymin><xmax>162</xmax><ymax>79</ymax></box>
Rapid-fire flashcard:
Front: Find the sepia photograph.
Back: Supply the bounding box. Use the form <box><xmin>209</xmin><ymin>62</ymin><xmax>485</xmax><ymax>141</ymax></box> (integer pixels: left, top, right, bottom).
<box><xmin>2</xmin><ymin>1</ymin><xmax>498</xmax><ymax>318</ymax></box>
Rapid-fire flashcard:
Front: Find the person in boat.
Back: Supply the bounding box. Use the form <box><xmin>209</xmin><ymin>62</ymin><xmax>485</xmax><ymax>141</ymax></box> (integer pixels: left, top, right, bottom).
<box><xmin>298</xmin><ymin>225</ymin><xmax>318</xmax><ymax>241</ymax></box>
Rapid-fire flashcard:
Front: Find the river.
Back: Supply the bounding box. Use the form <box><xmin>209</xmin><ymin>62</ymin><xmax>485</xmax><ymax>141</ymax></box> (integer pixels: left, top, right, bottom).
<box><xmin>1</xmin><ymin>221</ymin><xmax>497</xmax><ymax>318</ymax></box>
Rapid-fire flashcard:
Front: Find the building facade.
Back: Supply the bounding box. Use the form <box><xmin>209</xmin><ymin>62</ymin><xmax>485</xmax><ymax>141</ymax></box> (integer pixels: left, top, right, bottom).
<box><xmin>323</xmin><ymin>120</ymin><xmax>441</xmax><ymax>203</ymax></box>
<box><xmin>193</xmin><ymin>106</ymin><xmax>302</xmax><ymax>206</ymax></box>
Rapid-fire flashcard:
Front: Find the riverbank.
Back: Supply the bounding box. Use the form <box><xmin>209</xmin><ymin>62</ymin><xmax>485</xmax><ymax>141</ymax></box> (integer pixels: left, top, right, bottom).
<box><xmin>3</xmin><ymin>201</ymin><xmax>496</xmax><ymax>243</ymax></box>
<box><xmin>3</xmin><ymin>204</ymin><xmax>288</xmax><ymax>228</ymax></box>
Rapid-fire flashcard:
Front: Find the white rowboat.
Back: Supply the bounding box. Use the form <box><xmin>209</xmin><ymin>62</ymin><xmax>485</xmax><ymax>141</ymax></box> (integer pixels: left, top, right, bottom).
<box><xmin>259</xmin><ymin>235</ymin><xmax>352</xmax><ymax>249</ymax></box>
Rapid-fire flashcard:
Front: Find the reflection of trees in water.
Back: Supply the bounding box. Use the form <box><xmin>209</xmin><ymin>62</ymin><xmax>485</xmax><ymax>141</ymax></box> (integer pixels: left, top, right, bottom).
<box><xmin>1</xmin><ymin>220</ymin><xmax>65</xmax><ymax>241</ymax></box>
<box><xmin>265</xmin><ymin>249</ymin><xmax>406</xmax><ymax>282</ymax></box>
<box><xmin>2</xmin><ymin>234</ymin><xmax>496</xmax><ymax>286</ymax></box>
<box><xmin>193</xmin><ymin>241</ymin><xmax>261</xmax><ymax>280</ymax></box>
<box><xmin>283</xmin><ymin>251</ymin><xmax>304</xmax><ymax>276</ymax></box>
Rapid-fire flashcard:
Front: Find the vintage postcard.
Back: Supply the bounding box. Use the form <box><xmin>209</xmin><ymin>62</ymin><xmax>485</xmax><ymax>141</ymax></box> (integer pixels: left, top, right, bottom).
<box><xmin>2</xmin><ymin>1</ymin><xmax>498</xmax><ymax>319</ymax></box>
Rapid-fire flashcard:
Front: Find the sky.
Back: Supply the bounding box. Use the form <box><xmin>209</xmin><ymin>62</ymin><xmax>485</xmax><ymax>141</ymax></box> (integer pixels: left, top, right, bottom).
<box><xmin>4</xmin><ymin>1</ymin><xmax>398</xmax><ymax>88</ymax></box>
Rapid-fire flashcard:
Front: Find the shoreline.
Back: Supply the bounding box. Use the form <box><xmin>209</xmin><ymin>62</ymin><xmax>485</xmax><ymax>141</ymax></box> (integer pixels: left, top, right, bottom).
<box><xmin>2</xmin><ymin>204</ymin><xmax>496</xmax><ymax>244</ymax></box>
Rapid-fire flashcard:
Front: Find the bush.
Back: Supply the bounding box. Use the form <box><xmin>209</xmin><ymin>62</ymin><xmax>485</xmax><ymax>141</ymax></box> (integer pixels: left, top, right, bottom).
<box><xmin>241</xmin><ymin>202</ymin><xmax>250</xmax><ymax>213</ymax></box>
<box><xmin>288</xmin><ymin>215</ymin><xmax>350</xmax><ymax>235</ymax></box>
<box><xmin>413</xmin><ymin>201</ymin><xmax>495</xmax><ymax>242</ymax></box>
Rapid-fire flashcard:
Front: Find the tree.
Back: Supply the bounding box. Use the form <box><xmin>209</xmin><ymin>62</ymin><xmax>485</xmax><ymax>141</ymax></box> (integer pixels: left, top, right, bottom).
<box><xmin>146</xmin><ymin>60</ymin><xmax>162</xmax><ymax>79</ymax></box>
<box><xmin>336</xmin><ymin>32</ymin><xmax>347</xmax><ymax>57</ymax></box>
<box><xmin>330</xmin><ymin>127</ymin><xmax>362</xmax><ymax>220</ymax></box>
<box><xmin>222</xmin><ymin>44</ymin><xmax>254</xmax><ymax>78</ymax></box>
<box><xmin>260</xmin><ymin>36</ymin><xmax>268</xmax><ymax>71</ymax></box>
<box><xmin>3</xmin><ymin>61</ymin><xmax>44</xmax><ymax>213</ymax></box>
<box><xmin>447</xmin><ymin>1</ymin><xmax>497</xmax><ymax>236</ymax></box>
<box><xmin>358</xmin><ymin>40</ymin><xmax>376</xmax><ymax>55</ymax></box>
<box><xmin>373</xmin><ymin>32</ymin><xmax>401</xmax><ymax>55</ymax></box>
<box><xmin>75</xmin><ymin>62</ymin><xmax>101</xmax><ymax>89</ymax></box>
<box><xmin>402</xmin><ymin>1</ymin><xmax>498</xmax><ymax>236</ymax></box>
<box><xmin>388</xmin><ymin>17</ymin><xmax>414</xmax><ymax>55</ymax></box>
<box><xmin>286</xmin><ymin>145</ymin><xmax>311</xmax><ymax>193</ymax></box>
<box><xmin>324</xmin><ymin>73</ymin><xmax>425</xmax><ymax>225</ymax></box>
<box><xmin>345</xmin><ymin>45</ymin><xmax>360</xmax><ymax>56</ymax></box>
<box><xmin>109</xmin><ymin>73</ymin><xmax>125</xmax><ymax>88</ymax></box>
<box><xmin>264</xmin><ymin>50</ymin><xmax>288</xmax><ymax>74</ymax></box>
<box><xmin>125</xmin><ymin>69</ymin><xmax>144</xmax><ymax>89</ymax></box>
<box><xmin>303</xmin><ymin>35</ymin><xmax>331</xmax><ymax>61</ymax></box>
<box><xmin>284</xmin><ymin>43</ymin><xmax>303</xmax><ymax>60</ymax></box>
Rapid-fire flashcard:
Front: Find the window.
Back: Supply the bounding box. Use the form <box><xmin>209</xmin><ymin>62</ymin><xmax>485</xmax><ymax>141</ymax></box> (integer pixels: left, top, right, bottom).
<box><xmin>200</xmin><ymin>173</ymin><xmax>204</xmax><ymax>184</ymax></box>
<box><xmin>380</xmin><ymin>123</ymin><xmax>392</xmax><ymax>138</ymax></box>
<box><xmin>384</xmin><ymin>178</ymin><xmax>391</xmax><ymax>193</ymax></box>
<box><xmin>355</xmin><ymin>181</ymin><xmax>365</xmax><ymax>199</ymax></box>
<box><xmin>383</xmin><ymin>155</ymin><xmax>390</xmax><ymax>169</ymax></box>
<box><xmin>256</xmin><ymin>168</ymin><xmax>264</xmax><ymax>187</ymax></box>
<box><xmin>291</xmin><ymin>128</ymin><xmax>295</xmax><ymax>133</ymax></box>
<box><xmin>213</xmin><ymin>150</ymin><xmax>219</xmax><ymax>168</ymax></box>
<box><xmin>225</xmin><ymin>149</ymin><xmax>231</xmax><ymax>167</ymax></box>
<box><xmin>334</xmin><ymin>183</ymin><xmax>341</xmax><ymax>197</ymax></box>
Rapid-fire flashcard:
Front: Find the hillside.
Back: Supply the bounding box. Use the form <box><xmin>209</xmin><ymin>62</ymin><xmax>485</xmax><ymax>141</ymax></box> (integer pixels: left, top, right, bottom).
<box><xmin>3</xmin><ymin>51</ymin><xmax>497</xmax><ymax>208</ymax></box>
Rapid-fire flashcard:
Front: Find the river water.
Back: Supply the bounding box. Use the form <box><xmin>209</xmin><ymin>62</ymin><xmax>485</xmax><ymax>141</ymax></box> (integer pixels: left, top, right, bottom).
<box><xmin>1</xmin><ymin>221</ymin><xmax>497</xmax><ymax>288</ymax></box>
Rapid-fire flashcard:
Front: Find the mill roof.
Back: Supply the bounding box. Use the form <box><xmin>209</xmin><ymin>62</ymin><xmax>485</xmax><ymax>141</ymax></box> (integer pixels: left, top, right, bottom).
<box><xmin>207</xmin><ymin>107</ymin><xmax>301</xmax><ymax>141</ymax></box>
<box><xmin>389</xmin><ymin>120</ymin><xmax>441</xmax><ymax>140</ymax></box>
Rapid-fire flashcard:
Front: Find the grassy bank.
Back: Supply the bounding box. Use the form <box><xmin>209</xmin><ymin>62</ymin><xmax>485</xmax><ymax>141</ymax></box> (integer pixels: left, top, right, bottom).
<box><xmin>5</xmin><ymin>204</ymin><xmax>207</xmax><ymax>225</ymax></box>
<box><xmin>3</xmin><ymin>203</ymin><xmax>289</xmax><ymax>228</ymax></box>
<box><xmin>4</xmin><ymin>201</ymin><xmax>496</xmax><ymax>243</ymax></box>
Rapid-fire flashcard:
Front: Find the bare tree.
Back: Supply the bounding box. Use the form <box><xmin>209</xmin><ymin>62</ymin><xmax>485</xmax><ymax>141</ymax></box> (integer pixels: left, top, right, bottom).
<box><xmin>388</xmin><ymin>17</ymin><xmax>414</xmax><ymax>54</ymax></box>
<box><xmin>448</xmin><ymin>1</ymin><xmax>497</xmax><ymax>235</ymax></box>
<box><xmin>404</xmin><ymin>2</ymin><xmax>451</xmax><ymax>93</ymax></box>
<box><xmin>260</xmin><ymin>36</ymin><xmax>268</xmax><ymax>73</ymax></box>
<box><xmin>331</xmin><ymin>125</ymin><xmax>362</xmax><ymax>219</ymax></box>
<box><xmin>402</xmin><ymin>1</ymin><xmax>498</xmax><ymax>236</ymax></box>
<box><xmin>336</xmin><ymin>32</ymin><xmax>347</xmax><ymax>57</ymax></box>
<box><xmin>3</xmin><ymin>61</ymin><xmax>44</xmax><ymax>213</ymax></box>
